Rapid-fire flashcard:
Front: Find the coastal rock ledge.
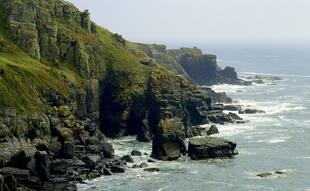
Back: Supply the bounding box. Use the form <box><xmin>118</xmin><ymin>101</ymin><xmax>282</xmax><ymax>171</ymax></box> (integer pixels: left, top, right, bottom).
<box><xmin>188</xmin><ymin>137</ymin><xmax>237</xmax><ymax>160</ymax></box>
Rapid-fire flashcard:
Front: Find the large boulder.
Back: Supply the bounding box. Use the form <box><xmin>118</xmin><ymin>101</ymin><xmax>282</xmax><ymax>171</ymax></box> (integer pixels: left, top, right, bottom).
<box><xmin>152</xmin><ymin>119</ymin><xmax>186</xmax><ymax>161</ymax></box>
<box><xmin>188</xmin><ymin>136</ymin><xmax>237</xmax><ymax>160</ymax></box>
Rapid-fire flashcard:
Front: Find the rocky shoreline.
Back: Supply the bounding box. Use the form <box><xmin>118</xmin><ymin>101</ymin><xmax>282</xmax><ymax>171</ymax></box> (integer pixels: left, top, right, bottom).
<box><xmin>0</xmin><ymin>0</ymin><xmax>270</xmax><ymax>190</ymax></box>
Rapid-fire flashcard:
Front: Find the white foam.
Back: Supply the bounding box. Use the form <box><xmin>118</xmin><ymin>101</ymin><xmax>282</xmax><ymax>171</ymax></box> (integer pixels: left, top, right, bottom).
<box><xmin>241</xmin><ymin>71</ymin><xmax>310</xmax><ymax>78</ymax></box>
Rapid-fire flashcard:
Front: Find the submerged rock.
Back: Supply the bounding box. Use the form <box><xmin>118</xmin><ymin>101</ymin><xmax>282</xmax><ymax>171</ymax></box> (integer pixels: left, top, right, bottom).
<box><xmin>110</xmin><ymin>165</ymin><xmax>126</xmax><ymax>173</ymax></box>
<box><xmin>188</xmin><ymin>136</ymin><xmax>237</xmax><ymax>160</ymax></box>
<box><xmin>121</xmin><ymin>155</ymin><xmax>134</xmax><ymax>163</ymax></box>
<box><xmin>143</xmin><ymin>167</ymin><xmax>160</xmax><ymax>172</ymax></box>
<box><xmin>223</xmin><ymin>105</ymin><xmax>242</xmax><ymax>111</ymax></box>
<box><xmin>239</xmin><ymin>109</ymin><xmax>265</xmax><ymax>114</ymax></box>
<box><xmin>131</xmin><ymin>150</ymin><xmax>142</xmax><ymax>156</ymax></box>
<box><xmin>139</xmin><ymin>162</ymin><xmax>148</xmax><ymax>168</ymax></box>
<box><xmin>257</xmin><ymin>172</ymin><xmax>273</xmax><ymax>178</ymax></box>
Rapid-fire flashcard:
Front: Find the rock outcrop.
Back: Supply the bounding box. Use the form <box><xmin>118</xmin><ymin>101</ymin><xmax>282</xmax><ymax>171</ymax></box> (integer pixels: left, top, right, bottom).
<box><xmin>188</xmin><ymin>136</ymin><xmax>238</xmax><ymax>160</ymax></box>
<box><xmin>0</xmin><ymin>0</ymin><xmax>243</xmax><ymax>189</ymax></box>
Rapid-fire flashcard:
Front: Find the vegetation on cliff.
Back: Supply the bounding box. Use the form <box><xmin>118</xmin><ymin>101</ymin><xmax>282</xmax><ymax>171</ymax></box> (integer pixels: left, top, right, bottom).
<box><xmin>0</xmin><ymin>0</ymin><xmax>239</xmax><ymax>190</ymax></box>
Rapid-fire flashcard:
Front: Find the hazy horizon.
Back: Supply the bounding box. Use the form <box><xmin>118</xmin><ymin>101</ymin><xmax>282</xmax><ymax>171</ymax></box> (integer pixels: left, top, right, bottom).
<box><xmin>68</xmin><ymin>0</ymin><xmax>310</xmax><ymax>45</ymax></box>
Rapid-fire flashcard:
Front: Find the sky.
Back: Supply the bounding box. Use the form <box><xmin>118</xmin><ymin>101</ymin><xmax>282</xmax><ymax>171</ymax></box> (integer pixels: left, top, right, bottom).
<box><xmin>67</xmin><ymin>0</ymin><xmax>310</xmax><ymax>45</ymax></box>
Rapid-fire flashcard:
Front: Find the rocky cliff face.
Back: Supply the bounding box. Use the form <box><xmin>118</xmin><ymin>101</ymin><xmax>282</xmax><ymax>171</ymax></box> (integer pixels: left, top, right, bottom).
<box><xmin>137</xmin><ymin>44</ymin><xmax>248</xmax><ymax>86</ymax></box>
<box><xmin>0</xmin><ymin>0</ymin><xmax>238</xmax><ymax>190</ymax></box>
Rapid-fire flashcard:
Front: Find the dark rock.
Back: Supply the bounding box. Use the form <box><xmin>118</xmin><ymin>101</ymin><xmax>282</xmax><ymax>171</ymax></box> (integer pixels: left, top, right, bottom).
<box><xmin>81</xmin><ymin>156</ymin><xmax>96</xmax><ymax>169</ymax></box>
<box><xmin>147</xmin><ymin>159</ymin><xmax>156</xmax><ymax>163</ymax></box>
<box><xmin>0</xmin><ymin>167</ymin><xmax>30</xmax><ymax>181</ymax></box>
<box><xmin>34</xmin><ymin>151</ymin><xmax>50</xmax><ymax>181</ymax></box>
<box><xmin>10</xmin><ymin>150</ymin><xmax>30</xmax><ymax>169</ymax></box>
<box><xmin>206</xmin><ymin>125</ymin><xmax>219</xmax><ymax>135</ymax></box>
<box><xmin>143</xmin><ymin>167</ymin><xmax>160</xmax><ymax>172</ymax></box>
<box><xmin>103</xmin><ymin>168</ymin><xmax>112</xmax><ymax>175</ymax></box>
<box><xmin>27</xmin><ymin>158</ymin><xmax>37</xmax><ymax>176</ymax></box>
<box><xmin>275</xmin><ymin>170</ymin><xmax>285</xmax><ymax>175</ymax></box>
<box><xmin>42</xmin><ymin>177</ymin><xmax>77</xmax><ymax>191</ymax></box>
<box><xmin>188</xmin><ymin>136</ymin><xmax>237</xmax><ymax>160</ymax></box>
<box><xmin>137</xmin><ymin>119</ymin><xmax>153</xmax><ymax>142</ymax></box>
<box><xmin>4</xmin><ymin>175</ymin><xmax>17</xmax><ymax>191</ymax></box>
<box><xmin>132</xmin><ymin>164</ymin><xmax>140</xmax><ymax>169</ymax></box>
<box><xmin>228</xmin><ymin>112</ymin><xmax>243</xmax><ymax>121</ymax></box>
<box><xmin>121</xmin><ymin>155</ymin><xmax>134</xmax><ymax>163</ymax></box>
<box><xmin>0</xmin><ymin>175</ymin><xmax>3</xmax><ymax>191</ymax></box>
<box><xmin>257</xmin><ymin>172</ymin><xmax>273</xmax><ymax>178</ymax></box>
<box><xmin>63</xmin><ymin>140</ymin><xmax>75</xmax><ymax>159</ymax></box>
<box><xmin>223</xmin><ymin>105</ymin><xmax>242</xmax><ymax>111</ymax></box>
<box><xmin>139</xmin><ymin>162</ymin><xmax>148</xmax><ymax>168</ymax></box>
<box><xmin>50</xmin><ymin>158</ymin><xmax>86</xmax><ymax>175</ymax></box>
<box><xmin>239</xmin><ymin>109</ymin><xmax>265</xmax><ymax>114</ymax></box>
<box><xmin>131</xmin><ymin>150</ymin><xmax>142</xmax><ymax>156</ymax></box>
<box><xmin>110</xmin><ymin>165</ymin><xmax>125</xmax><ymax>173</ymax></box>
<box><xmin>152</xmin><ymin>119</ymin><xmax>186</xmax><ymax>161</ymax></box>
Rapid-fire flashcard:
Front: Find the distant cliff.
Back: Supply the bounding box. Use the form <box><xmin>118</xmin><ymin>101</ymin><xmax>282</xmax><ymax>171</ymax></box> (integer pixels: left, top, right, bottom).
<box><xmin>136</xmin><ymin>44</ymin><xmax>248</xmax><ymax>86</ymax></box>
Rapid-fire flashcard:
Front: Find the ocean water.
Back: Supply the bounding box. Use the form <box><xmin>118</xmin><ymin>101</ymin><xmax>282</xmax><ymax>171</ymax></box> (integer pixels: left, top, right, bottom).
<box><xmin>78</xmin><ymin>44</ymin><xmax>310</xmax><ymax>191</ymax></box>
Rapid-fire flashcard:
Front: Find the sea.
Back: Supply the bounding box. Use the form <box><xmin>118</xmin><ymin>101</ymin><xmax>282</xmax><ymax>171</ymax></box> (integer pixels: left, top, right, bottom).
<box><xmin>78</xmin><ymin>43</ymin><xmax>310</xmax><ymax>191</ymax></box>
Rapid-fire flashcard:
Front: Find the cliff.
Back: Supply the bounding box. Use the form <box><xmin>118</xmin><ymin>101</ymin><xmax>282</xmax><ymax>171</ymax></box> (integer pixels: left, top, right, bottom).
<box><xmin>0</xmin><ymin>0</ymin><xmax>238</xmax><ymax>190</ymax></box>
<box><xmin>136</xmin><ymin>44</ymin><xmax>248</xmax><ymax>86</ymax></box>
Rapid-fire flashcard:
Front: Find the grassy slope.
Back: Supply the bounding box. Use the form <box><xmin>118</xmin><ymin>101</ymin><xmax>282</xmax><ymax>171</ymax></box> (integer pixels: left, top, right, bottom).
<box><xmin>0</xmin><ymin>0</ymin><xmax>189</xmax><ymax>113</ymax></box>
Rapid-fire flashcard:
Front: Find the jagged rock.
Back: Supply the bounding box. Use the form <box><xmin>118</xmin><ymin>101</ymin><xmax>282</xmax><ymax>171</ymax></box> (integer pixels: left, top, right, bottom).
<box><xmin>121</xmin><ymin>155</ymin><xmax>134</xmax><ymax>163</ymax></box>
<box><xmin>239</xmin><ymin>109</ymin><xmax>265</xmax><ymax>114</ymax></box>
<box><xmin>228</xmin><ymin>112</ymin><xmax>243</xmax><ymax>121</ymax></box>
<box><xmin>206</xmin><ymin>125</ymin><xmax>219</xmax><ymax>135</ymax></box>
<box><xmin>82</xmin><ymin>156</ymin><xmax>97</xmax><ymax>169</ymax></box>
<box><xmin>81</xmin><ymin>10</ymin><xmax>91</xmax><ymax>33</ymax></box>
<box><xmin>143</xmin><ymin>167</ymin><xmax>160</xmax><ymax>172</ymax></box>
<box><xmin>110</xmin><ymin>165</ymin><xmax>125</xmax><ymax>173</ymax></box>
<box><xmin>131</xmin><ymin>150</ymin><xmax>142</xmax><ymax>156</ymax></box>
<box><xmin>188</xmin><ymin>136</ymin><xmax>237</xmax><ymax>160</ymax></box>
<box><xmin>152</xmin><ymin>119</ymin><xmax>186</xmax><ymax>161</ymax></box>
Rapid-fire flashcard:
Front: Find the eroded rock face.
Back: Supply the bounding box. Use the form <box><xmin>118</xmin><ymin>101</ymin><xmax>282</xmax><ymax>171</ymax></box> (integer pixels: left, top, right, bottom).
<box><xmin>188</xmin><ymin>136</ymin><xmax>237</xmax><ymax>160</ymax></box>
<box><xmin>152</xmin><ymin>119</ymin><xmax>186</xmax><ymax>161</ymax></box>
<box><xmin>2</xmin><ymin>0</ymin><xmax>104</xmax><ymax>77</ymax></box>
